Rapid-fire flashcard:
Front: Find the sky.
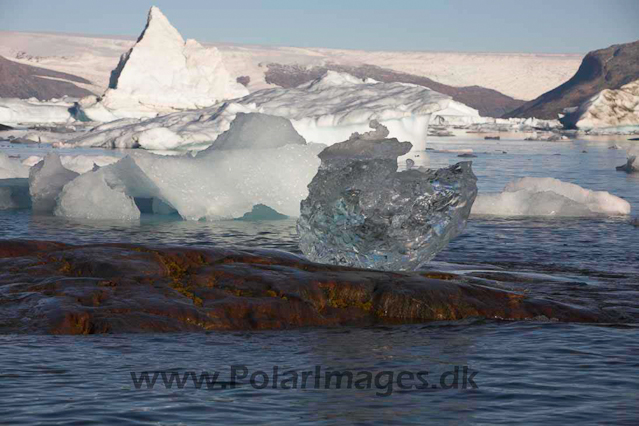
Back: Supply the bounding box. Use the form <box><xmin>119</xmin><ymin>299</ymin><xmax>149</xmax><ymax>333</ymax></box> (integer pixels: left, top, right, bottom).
<box><xmin>1</xmin><ymin>0</ymin><xmax>638</xmax><ymax>54</ymax></box>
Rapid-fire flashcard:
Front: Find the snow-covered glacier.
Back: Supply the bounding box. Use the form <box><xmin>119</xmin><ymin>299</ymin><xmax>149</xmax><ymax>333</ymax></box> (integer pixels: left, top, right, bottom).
<box><xmin>297</xmin><ymin>122</ymin><xmax>478</xmax><ymax>271</ymax></box>
<box><xmin>76</xmin><ymin>6</ymin><xmax>248</xmax><ymax>122</ymax></box>
<box><xmin>472</xmin><ymin>177</ymin><xmax>631</xmax><ymax>217</ymax></box>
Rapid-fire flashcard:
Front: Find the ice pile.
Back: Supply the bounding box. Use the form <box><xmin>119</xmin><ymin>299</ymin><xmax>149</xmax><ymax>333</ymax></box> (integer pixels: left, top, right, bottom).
<box><xmin>472</xmin><ymin>177</ymin><xmax>631</xmax><ymax>217</ymax></box>
<box><xmin>77</xmin><ymin>7</ymin><xmax>247</xmax><ymax>122</ymax></box>
<box><xmin>561</xmin><ymin>80</ymin><xmax>639</xmax><ymax>131</ymax></box>
<box><xmin>297</xmin><ymin>122</ymin><xmax>478</xmax><ymax>271</ymax></box>
<box><xmin>54</xmin><ymin>113</ymin><xmax>323</xmax><ymax>220</ymax></box>
<box><xmin>67</xmin><ymin>71</ymin><xmax>470</xmax><ymax>151</ymax></box>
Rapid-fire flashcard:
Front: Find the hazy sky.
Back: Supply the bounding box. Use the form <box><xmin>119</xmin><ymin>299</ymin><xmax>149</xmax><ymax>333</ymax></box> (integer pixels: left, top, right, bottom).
<box><xmin>1</xmin><ymin>0</ymin><xmax>638</xmax><ymax>53</ymax></box>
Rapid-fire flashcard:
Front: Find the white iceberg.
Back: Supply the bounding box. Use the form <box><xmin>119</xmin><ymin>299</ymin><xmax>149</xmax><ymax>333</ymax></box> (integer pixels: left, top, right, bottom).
<box><xmin>68</xmin><ymin>71</ymin><xmax>470</xmax><ymax>152</ymax></box>
<box><xmin>76</xmin><ymin>7</ymin><xmax>248</xmax><ymax>122</ymax></box>
<box><xmin>63</xmin><ymin>102</ymin><xmax>256</xmax><ymax>150</ymax></box>
<box><xmin>472</xmin><ymin>177</ymin><xmax>631</xmax><ymax>217</ymax></box>
<box><xmin>55</xmin><ymin>114</ymin><xmax>323</xmax><ymax>221</ymax></box>
<box><xmin>561</xmin><ymin>80</ymin><xmax>639</xmax><ymax>130</ymax></box>
<box><xmin>0</xmin><ymin>97</ymin><xmax>76</xmax><ymax>125</ymax></box>
<box><xmin>238</xmin><ymin>71</ymin><xmax>462</xmax><ymax>151</ymax></box>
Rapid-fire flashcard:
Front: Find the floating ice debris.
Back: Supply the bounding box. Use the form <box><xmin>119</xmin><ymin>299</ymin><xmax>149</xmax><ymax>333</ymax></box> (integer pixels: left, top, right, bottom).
<box><xmin>234</xmin><ymin>204</ymin><xmax>288</xmax><ymax>221</ymax></box>
<box><xmin>616</xmin><ymin>147</ymin><xmax>638</xmax><ymax>173</ymax></box>
<box><xmin>472</xmin><ymin>177</ymin><xmax>631</xmax><ymax>217</ymax></box>
<box><xmin>297</xmin><ymin>124</ymin><xmax>478</xmax><ymax>271</ymax></box>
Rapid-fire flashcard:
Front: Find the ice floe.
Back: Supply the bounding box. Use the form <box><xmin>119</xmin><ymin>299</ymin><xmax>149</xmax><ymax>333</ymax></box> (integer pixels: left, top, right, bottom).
<box><xmin>472</xmin><ymin>177</ymin><xmax>631</xmax><ymax>217</ymax></box>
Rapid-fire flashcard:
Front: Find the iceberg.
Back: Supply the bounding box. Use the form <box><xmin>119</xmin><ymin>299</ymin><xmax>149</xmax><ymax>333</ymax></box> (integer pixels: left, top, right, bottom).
<box><xmin>561</xmin><ymin>80</ymin><xmax>639</xmax><ymax>130</ymax></box>
<box><xmin>297</xmin><ymin>123</ymin><xmax>478</xmax><ymax>271</ymax></box>
<box><xmin>54</xmin><ymin>114</ymin><xmax>323</xmax><ymax>221</ymax></box>
<box><xmin>472</xmin><ymin>177</ymin><xmax>631</xmax><ymax>217</ymax></box>
<box><xmin>77</xmin><ymin>7</ymin><xmax>248</xmax><ymax>122</ymax></box>
<box><xmin>63</xmin><ymin>102</ymin><xmax>256</xmax><ymax>150</ymax></box>
<box><xmin>68</xmin><ymin>71</ymin><xmax>467</xmax><ymax>152</ymax></box>
<box><xmin>0</xmin><ymin>97</ymin><xmax>76</xmax><ymax>125</ymax></box>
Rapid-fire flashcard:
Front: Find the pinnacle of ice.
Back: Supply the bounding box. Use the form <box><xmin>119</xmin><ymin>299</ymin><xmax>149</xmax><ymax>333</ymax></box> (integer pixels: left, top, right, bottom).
<box><xmin>79</xmin><ymin>6</ymin><xmax>248</xmax><ymax>121</ymax></box>
<box><xmin>297</xmin><ymin>123</ymin><xmax>478</xmax><ymax>271</ymax></box>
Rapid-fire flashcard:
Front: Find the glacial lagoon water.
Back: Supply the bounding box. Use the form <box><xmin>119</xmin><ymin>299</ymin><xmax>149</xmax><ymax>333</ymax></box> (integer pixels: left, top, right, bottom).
<box><xmin>1</xmin><ymin>136</ymin><xmax>639</xmax><ymax>425</ymax></box>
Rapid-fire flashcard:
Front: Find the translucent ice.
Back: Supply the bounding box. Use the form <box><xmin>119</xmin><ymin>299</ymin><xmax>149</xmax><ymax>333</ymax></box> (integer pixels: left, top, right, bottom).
<box><xmin>297</xmin><ymin>125</ymin><xmax>478</xmax><ymax>271</ymax></box>
<box><xmin>29</xmin><ymin>153</ymin><xmax>79</xmax><ymax>212</ymax></box>
<box><xmin>207</xmin><ymin>112</ymin><xmax>306</xmax><ymax>151</ymax></box>
<box><xmin>54</xmin><ymin>118</ymin><xmax>323</xmax><ymax>221</ymax></box>
<box><xmin>472</xmin><ymin>177</ymin><xmax>631</xmax><ymax>216</ymax></box>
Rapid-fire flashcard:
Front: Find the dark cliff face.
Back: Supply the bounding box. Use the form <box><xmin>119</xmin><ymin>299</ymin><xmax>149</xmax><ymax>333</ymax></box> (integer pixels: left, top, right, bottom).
<box><xmin>0</xmin><ymin>56</ymin><xmax>94</xmax><ymax>100</ymax></box>
<box><xmin>504</xmin><ymin>40</ymin><xmax>639</xmax><ymax>120</ymax></box>
<box><xmin>264</xmin><ymin>63</ymin><xmax>525</xmax><ymax>118</ymax></box>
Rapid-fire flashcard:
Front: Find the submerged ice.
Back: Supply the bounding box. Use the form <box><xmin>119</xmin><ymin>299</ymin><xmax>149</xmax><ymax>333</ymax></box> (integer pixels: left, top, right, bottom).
<box><xmin>472</xmin><ymin>177</ymin><xmax>631</xmax><ymax>217</ymax></box>
<box><xmin>297</xmin><ymin>123</ymin><xmax>478</xmax><ymax>271</ymax></box>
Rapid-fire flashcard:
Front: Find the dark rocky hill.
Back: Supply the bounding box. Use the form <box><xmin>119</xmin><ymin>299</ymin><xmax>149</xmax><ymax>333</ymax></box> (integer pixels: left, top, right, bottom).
<box><xmin>504</xmin><ymin>40</ymin><xmax>639</xmax><ymax>119</ymax></box>
<box><xmin>264</xmin><ymin>63</ymin><xmax>525</xmax><ymax>118</ymax></box>
<box><xmin>0</xmin><ymin>55</ymin><xmax>94</xmax><ymax>100</ymax></box>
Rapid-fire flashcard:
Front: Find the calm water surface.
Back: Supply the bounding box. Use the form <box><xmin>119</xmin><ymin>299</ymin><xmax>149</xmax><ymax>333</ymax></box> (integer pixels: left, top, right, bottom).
<box><xmin>1</xmin><ymin>137</ymin><xmax>638</xmax><ymax>425</ymax></box>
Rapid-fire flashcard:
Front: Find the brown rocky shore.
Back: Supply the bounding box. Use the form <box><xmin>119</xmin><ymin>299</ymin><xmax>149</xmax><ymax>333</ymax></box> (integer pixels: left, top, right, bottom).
<box><xmin>0</xmin><ymin>240</ymin><xmax>613</xmax><ymax>334</ymax></box>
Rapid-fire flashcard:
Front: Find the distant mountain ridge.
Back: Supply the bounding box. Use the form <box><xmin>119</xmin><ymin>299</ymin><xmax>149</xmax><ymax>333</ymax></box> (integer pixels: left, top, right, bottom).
<box><xmin>505</xmin><ymin>40</ymin><xmax>639</xmax><ymax>119</ymax></box>
<box><xmin>0</xmin><ymin>55</ymin><xmax>93</xmax><ymax>100</ymax></box>
<box><xmin>265</xmin><ymin>63</ymin><xmax>525</xmax><ymax>118</ymax></box>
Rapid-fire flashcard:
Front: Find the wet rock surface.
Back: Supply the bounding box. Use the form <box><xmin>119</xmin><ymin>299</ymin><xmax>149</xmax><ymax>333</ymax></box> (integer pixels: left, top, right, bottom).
<box><xmin>0</xmin><ymin>240</ymin><xmax>613</xmax><ymax>334</ymax></box>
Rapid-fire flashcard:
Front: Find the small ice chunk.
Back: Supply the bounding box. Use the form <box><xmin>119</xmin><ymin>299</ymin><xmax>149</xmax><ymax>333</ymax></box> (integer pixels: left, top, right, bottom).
<box><xmin>472</xmin><ymin>177</ymin><xmax>631</xmax><ymax>216</ymax></box>
<box><xmin>29</xmin><ymin>154</ymin><xmax>79</xmax><ymax>212</ymax></box>
<box><xmin>55</xmin><ymin>170</ymin><xmax>141</xmax><ymax>221</ymax></box>
<box><xmin>297</xmin><ymin>125</ymin><xmax>478</xmax><ymax>271</ymax></box>
<box><xmin>234</xmin><ymin>204</ymin><xmax>288</xmax><ymax>221</ymax></box>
